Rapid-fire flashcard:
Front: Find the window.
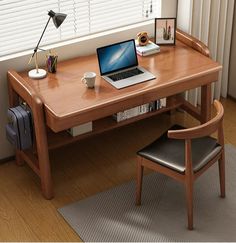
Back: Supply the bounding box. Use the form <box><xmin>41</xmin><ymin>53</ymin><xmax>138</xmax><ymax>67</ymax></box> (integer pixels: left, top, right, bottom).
<box><xmin>0</xmin><ymin>0</ymin><xmax>161</xmax><ymax>57</ymax></box>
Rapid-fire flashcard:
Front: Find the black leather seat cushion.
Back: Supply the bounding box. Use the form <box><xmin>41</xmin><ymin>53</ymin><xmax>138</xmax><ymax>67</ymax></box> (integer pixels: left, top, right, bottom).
<box><xmin>137</xmin><ymin>125</ymin><xmax>222</xmax><ymax>174</ymax></box>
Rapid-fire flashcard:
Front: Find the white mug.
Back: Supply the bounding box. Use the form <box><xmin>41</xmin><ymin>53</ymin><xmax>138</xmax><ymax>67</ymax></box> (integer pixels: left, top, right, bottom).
<box><xmin>81</xmin><ymin>72</ymin><xmax>96</xmax><ymax>88</ymax></box>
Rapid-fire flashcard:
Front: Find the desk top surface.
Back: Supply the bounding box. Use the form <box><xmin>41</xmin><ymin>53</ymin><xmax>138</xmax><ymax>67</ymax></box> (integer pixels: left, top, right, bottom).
<box><xmin>19</xmin><ymin>40</ymin><xmax>221</xmax><ymax>131</ymax></box>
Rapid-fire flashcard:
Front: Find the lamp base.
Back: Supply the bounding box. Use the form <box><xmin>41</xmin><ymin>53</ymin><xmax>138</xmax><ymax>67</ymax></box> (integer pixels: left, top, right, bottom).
<box><xmin>28</xmin><ymin>69</ymin><xmax>47</xmax><ymax>79</ymax></box>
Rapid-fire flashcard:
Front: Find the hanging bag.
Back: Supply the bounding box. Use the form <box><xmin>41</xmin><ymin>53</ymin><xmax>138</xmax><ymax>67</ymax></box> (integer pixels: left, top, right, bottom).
<box><xmin>6</xmin><ymin>105</ymin><xmax>33</xmax><ymax>150</ymax></box>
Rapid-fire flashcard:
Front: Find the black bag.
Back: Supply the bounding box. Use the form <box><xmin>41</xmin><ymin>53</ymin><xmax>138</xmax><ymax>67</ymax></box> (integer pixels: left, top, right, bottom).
<box><xmin>6</xmin><ymin>105</ymin><xmax>33</xmax><ymax>150</ymax></box>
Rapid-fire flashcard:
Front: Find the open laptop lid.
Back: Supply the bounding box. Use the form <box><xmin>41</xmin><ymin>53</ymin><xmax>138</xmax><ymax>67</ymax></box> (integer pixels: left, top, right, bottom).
<box><xmin>97</xmin><ymin>39</ymin><xmax>138</xmax><ymax>76</ymax></box>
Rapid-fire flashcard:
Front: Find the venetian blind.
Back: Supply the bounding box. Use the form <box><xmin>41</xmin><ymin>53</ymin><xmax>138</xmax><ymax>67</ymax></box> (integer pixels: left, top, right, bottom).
<box><xmin>0</xmin><ymin>0</ymin><xmax>161</xmax><ymax>57</ymax></box>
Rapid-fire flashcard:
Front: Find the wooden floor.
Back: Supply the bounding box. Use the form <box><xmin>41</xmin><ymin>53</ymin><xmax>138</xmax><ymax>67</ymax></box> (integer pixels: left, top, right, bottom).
<box><xmin>0</xmin><ymin>97</ymin><xmax>235</xmax><ymax>241</ymax></box>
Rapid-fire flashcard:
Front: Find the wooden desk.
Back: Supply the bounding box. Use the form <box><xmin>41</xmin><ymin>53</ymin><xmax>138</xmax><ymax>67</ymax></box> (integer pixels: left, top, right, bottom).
<box><xmin>7</xmin><ymin>30</ymin><xmax>222</xmax><ymax>199</ymax></box>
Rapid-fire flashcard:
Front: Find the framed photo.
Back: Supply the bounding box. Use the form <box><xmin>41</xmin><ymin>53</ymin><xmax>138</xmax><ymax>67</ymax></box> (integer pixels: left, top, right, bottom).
<box><xmin>154</xmin><ymin>18</ymin><xmax>176</xmax><ymax>45</ymax></box>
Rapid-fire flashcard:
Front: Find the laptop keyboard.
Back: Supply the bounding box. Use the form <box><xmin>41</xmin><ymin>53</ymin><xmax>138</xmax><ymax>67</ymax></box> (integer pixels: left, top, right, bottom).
<box><xmin>108</xmin><ymin>68</ymin><xmax>144</xmax><ymax>82</ymax></box>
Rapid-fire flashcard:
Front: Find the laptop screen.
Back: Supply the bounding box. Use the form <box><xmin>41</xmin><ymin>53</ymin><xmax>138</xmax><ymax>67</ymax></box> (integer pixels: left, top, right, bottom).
<box><xmin>97</xmin><ymin>39</ymin><xmax>138</xmax><ymax>76</ymax></box>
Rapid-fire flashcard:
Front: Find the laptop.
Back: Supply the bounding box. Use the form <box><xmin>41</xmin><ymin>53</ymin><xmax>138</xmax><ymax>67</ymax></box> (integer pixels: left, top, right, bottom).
<box><xmin>96</xmin><ymin>39</ymin><xmax>156</xmax><ymax>89</ymax></box>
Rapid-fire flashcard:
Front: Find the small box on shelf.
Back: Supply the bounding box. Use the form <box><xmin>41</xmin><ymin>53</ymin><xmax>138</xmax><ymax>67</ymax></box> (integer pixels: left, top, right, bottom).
<box><xmin>67</xmin><ymin>122</ymin><xmax>93</xmax><ymax>137</ymax></box>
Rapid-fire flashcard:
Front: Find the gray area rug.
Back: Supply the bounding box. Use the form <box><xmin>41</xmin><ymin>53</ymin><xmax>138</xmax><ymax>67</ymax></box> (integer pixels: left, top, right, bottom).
<box><xmin>58</xmin><ymin>144</ymin><xmax>236</xmax><ymax>242</ymax></box>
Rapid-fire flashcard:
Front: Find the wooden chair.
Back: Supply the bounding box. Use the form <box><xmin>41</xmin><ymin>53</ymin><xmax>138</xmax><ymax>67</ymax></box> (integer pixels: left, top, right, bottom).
<box><xmin>136</xmin><ymin>100</ymin><xmax>225</xmax><ymax>230</ymax></box>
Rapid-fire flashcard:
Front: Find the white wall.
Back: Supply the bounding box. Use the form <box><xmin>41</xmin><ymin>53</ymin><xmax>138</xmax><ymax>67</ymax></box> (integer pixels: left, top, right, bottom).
<box><xmin>161</xmin><ymin>0</ymin><xmax>177</xmax><ymax>18</ymax></box>
<box><xmin>0</xmin><ymin>0</ymin><xmax>177</xmax><ymax>160</ymax></box>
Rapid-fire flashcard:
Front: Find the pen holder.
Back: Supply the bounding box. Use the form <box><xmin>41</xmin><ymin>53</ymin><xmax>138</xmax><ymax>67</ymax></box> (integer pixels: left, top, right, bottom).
<box><xmin>46</xmin><ymin>54</ymin><xmax>58</xmax><ymax>73</ymax></box>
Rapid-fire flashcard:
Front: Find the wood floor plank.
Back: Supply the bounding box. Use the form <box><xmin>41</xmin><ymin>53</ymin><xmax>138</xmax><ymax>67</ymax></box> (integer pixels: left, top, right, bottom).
<box><xmin>0</xmin><ymin>188</ymin><xmax>39</xmax><ymax>241</ymax></box>
<box><xmin>0</xmin><ymin>163</ymin><xmax>81</xmax><ymax>241</ymax></box>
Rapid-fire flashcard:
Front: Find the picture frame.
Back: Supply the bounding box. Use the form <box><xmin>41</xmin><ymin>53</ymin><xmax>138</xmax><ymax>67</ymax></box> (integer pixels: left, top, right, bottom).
<box><xmin>154</xmin><ymin>18</ymin><xmax>176</xmax><ymax>45</ymax></box>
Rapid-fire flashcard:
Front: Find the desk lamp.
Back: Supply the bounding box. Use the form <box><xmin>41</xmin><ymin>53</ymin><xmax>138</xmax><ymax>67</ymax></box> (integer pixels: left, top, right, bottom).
<box><xmin>28</xmin><ymin>10</ymin><xmax>67</xmax><ymax>79</ymax></box>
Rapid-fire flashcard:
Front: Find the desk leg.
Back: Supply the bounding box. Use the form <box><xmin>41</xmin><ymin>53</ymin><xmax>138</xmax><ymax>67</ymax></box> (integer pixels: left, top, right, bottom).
<box><xmin>33</xmin><ymin>99</ymin><xmax>53</xmax><ymax>200</ymax></box>
<box><xmin>201</xmin><ymin>84</ymin><xmax>212</xmax><ymax>123</ymax></box>
<box><xmin>8</xmin><ymin>72</ymin><xmax>53</xmax><ymax>199</ymax></box>
<box><xmin>8</xmin><ymin>81</ymin><xmax>25</xmax><ymax>166</ymax></box>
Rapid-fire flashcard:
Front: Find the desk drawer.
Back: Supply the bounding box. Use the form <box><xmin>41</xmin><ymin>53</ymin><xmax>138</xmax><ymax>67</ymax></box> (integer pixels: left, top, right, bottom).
<box><xmin>45</xmin><ymin>95</ymin><xmax>144</xmax><ymax>132</ymax></box>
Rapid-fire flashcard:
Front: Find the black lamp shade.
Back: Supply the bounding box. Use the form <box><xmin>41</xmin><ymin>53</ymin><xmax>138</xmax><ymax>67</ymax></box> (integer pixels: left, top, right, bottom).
<box><xmin>53</xmin><ymin>13</ymin><xmax>67</xmax><ymax>28</ymax></box>
<box><xmin>48</xmin><ymin>10</ymin><xmax>67</xmax><ymax>28</ymax></box>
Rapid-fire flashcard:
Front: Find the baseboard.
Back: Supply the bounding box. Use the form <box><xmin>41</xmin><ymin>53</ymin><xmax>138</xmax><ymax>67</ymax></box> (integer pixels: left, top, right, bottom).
<box><xmin>0</xmin><ymin>156</ymin><xmax>15</xmax><ymax>164</ymax></box>
<box><xmin>227</xmin><ymin>95</ymin><xmax>236</xmax><ymax>102</ymax></box>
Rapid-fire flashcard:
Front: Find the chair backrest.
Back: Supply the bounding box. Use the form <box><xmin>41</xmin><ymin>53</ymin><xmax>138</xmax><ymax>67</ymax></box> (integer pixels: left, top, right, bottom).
<box><xmin>167</xmin><ymin>100</ymin><xmax>224</xmax><ymax>141</ymax></box>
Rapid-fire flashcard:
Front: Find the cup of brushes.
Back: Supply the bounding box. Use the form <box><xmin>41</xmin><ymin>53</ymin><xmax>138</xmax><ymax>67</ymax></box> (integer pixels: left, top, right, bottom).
<box><xmin>46</xmin><ymin>50</ymin><xmax>58</xmax><ymax>73</ymax></box>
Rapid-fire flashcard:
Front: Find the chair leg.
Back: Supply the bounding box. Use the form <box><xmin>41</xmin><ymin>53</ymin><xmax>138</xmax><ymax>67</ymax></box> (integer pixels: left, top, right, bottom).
<box><xmin>185</xmin><ymin>180</ymin><xmax>193</xmax><ymax>230</ymax></box>
<box><xmin>136</xmin><ymin>156</ymin><xmax>144</xmax><ymax>206</ymax></box>
<box><xmin>218</xmin><ymin>151</ymin><xmax>226</xmax><ymax>198</ymax></box>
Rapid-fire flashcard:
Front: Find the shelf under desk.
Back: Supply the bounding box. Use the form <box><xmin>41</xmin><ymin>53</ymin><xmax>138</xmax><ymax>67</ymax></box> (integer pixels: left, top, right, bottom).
<box><xmin>47</xmin><ymin>96</ymin><xmax>182</xmax><ymax>150</ymax></box>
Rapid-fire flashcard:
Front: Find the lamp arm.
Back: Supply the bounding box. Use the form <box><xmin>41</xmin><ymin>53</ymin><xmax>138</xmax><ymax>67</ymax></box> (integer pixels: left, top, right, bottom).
<box><xmin>30</xmin><ymin>16</ymin><xmax>52</xmax><ymax>60</ymax></box>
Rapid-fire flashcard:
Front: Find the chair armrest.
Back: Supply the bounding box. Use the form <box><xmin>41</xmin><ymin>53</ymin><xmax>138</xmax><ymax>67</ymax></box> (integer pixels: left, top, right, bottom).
<box><xmin>168</xmin><ymin>100</ymin><xmax>224</xmax><ymax>140</ymax></box>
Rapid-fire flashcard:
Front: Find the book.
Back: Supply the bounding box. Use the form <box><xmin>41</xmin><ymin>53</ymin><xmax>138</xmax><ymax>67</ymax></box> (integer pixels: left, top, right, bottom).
<box><xmin>135</xmin><ymin>40</ymin><xmax>160</xmax><ymax>56</ymax></box>
<box><xmin>156</xmin><ymin>100</ymin><xmax>161</xmax><ymax>110</ymax></box>
<box><xmin>160</xmin><ymin>98</ymin><xmax>167</xmax><ymax>108</ymax></box>
<box><xmin>112</xmin><ymin>101</ymin><xmax>163</xmax><ymax>123</ymax></box>
<box><xmin>138</xmin><ymin>49</ymin><xmax>160</xmax><ymax>56</ymax></box>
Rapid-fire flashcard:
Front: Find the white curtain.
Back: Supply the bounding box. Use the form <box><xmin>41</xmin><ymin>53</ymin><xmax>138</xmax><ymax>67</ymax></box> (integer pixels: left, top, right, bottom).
<box><xmin>177</xmin><ymin>0</ymin><xmax>235</xmax><ymax>105</ymax></box>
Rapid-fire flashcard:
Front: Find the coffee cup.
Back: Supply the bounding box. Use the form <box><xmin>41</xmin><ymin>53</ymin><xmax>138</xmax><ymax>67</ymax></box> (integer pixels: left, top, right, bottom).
<box><xmin>81</xmin><ymin>72</ymin><xmax>96</xmax><ymax>88</ymax></box>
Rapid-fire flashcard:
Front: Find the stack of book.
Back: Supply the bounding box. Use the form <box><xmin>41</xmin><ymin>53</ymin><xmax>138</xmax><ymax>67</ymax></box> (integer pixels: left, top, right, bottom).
<box><xmin>135</xmin><ymin>40</ymin><xmax>160</xmax><ymax>56</ymax></box>
<box><xmin>112</xmin><ymin>98</ymin><xmax>166</xmax><ymax>122</ymax></box>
